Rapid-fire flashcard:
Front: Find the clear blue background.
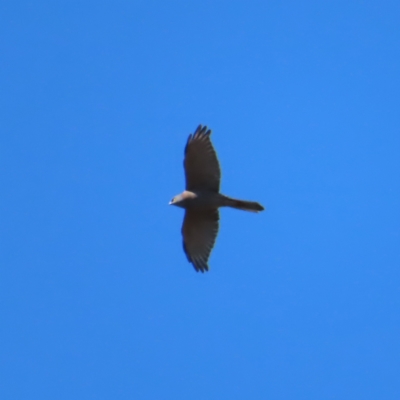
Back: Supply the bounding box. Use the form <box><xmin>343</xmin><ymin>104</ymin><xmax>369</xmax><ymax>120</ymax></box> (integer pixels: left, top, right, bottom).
<box><xmin>1</xmin><ymin>1</ymin><xmax>399</xmax><ymax>399</ymax></box>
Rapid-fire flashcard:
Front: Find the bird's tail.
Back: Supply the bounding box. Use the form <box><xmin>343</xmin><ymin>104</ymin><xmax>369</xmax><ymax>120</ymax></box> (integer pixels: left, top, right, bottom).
<box><xmin>222</xmin><ymin>196</ymin><xmax>264</xmax><ymax>213</ymax></box>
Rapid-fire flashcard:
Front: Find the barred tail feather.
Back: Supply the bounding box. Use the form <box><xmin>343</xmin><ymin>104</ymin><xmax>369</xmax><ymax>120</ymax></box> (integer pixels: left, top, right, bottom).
<box><xmin>224</xmin><ymin>197</ymin><xmax>264</xmax><ymax>212</ymax></box>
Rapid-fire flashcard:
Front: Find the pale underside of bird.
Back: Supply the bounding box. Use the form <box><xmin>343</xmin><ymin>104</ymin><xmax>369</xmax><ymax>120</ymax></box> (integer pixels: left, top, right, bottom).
<box><xmin>169</xmin><ymin>125</ymin><xmax>264</xmax><ymax>273</ymax></box>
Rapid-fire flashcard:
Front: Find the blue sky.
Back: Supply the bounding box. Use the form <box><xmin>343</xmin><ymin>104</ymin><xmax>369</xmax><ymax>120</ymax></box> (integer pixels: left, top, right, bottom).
<box><xmin>1</xmin><ymin>1</ymin><xmax>399</xmax><ymax>399</ymax></box>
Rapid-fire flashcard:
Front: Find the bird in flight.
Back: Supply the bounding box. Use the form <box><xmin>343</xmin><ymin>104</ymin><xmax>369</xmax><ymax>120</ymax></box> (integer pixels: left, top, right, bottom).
<box><xmin>169</xmin><ymin>125</ymin><xmax>264</xmax><ymax>272</ymax></box>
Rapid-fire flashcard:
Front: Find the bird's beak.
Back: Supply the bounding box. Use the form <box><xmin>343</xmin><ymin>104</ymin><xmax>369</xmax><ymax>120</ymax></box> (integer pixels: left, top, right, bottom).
<box><xmin>168</xmin><ymin>201</ymin><xmax>173</xmax><ymax>205</ymax></box>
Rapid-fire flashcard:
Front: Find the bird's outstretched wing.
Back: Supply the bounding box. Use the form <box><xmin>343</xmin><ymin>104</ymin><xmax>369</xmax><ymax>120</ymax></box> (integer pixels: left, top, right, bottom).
<box><xmin>181</xmin><ymin>208</ymin><xmax>219</xmax><ymax>272</ymax></box>
<box><xmin>184</xmin><ymin>125</ymin><xmax>221</xmax><ymax>192</ymax></box>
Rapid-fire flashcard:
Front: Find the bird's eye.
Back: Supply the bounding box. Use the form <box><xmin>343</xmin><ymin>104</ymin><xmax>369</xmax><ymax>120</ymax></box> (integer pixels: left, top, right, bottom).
<box><xmin>171</xmin><ymin>198</ymin><xmax>175</xmax><ymax>202</ymax></box>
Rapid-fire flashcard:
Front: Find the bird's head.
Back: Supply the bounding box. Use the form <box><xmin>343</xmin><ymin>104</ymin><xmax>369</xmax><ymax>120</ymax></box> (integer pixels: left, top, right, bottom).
<box><xmin>169</xmin><ymin>191</ymin><xmax>196</xmax><ymax>208</ymax></box>
<box><xmin>169</xmin><ymin>193</ymin><xmax>184</xmax><ymax>207</ymax></box>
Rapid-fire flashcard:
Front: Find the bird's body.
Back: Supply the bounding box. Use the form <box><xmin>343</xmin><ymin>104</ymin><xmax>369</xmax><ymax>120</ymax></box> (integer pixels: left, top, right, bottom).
<box><xmin>170</xmin><ymin>125</ymin><xmax>264</xmax><ymax>272</ymax></box>
<box><xmin>171</xmin><ymin>190</ymin><xmax>263</xmax><ymax>212</ymax></box>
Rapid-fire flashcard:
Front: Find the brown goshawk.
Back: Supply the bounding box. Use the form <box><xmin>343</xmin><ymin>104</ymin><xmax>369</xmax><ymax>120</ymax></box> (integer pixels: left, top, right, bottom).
<box><xmin>170</xmin><ymin>125</ymin><xmax>264</xmax><ymax>272</ymax></box>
